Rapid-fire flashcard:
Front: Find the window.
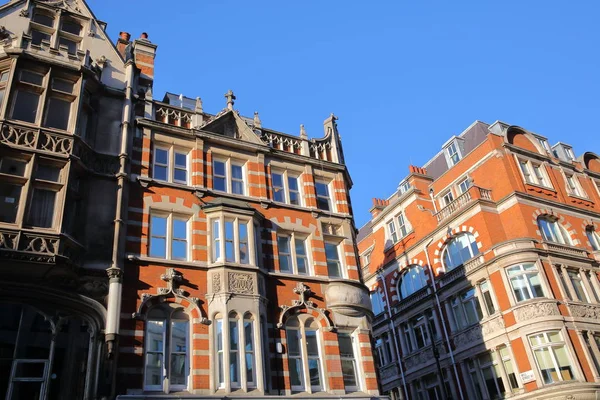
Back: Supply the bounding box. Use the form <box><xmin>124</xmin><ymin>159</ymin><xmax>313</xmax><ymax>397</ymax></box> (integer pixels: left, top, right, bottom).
<box><xmin>338</xmin><ymin>333</ymin><xmax>359</xmax><ymax>391</ymax></box>
<box><xmin>506</xmin><ymin>263</ymin><xmax>544</xmax><ymax>302</ymax></box>
<box><xmin>0</xmin><ymin>69</ymin><xmax>9</xmax><ymax>109</ymax></box>
<box><xmin>144</xmin><ymin>306</ymin><xmax>189</xmax><ymax>392</ymax></box>
<box><xmin>387</xmin><ymin>220</ymin><xmax>397</xmax><ymax>243</ymax></box>
<box><xmin>479</xmin><ymin>280</ymin><xmax>496</xmax><ymax>316</ymax></box>
<box><xmin>213</xmin><ymin>158</ymin><xmax>245</xmax><ymax>195</ymax></box>
<box><xmin>387</xmin><ymin>213</ymin><xmax>409</xmax><ymax>244</ymax></box>
<box><xmin>586</xmin><ymin>227</ymin><xmax>600</xmax><ymax>251</ymax></box>
<box><xmin>538</xmin><ymin>138</ymin><xmax>551</xmax><ymax>153</ymax></box>
<box><xmin>562</xmin><ymin>268</ymin><xmax>591</xmax><ymax>302</ymax></box>
<box><xmin>451</xmin><ymin>288</ymin><xmax>483</xmax><ymax>329</ymax></box>
<box><xmin>518</xmin><ymin>158</ymin><xmax>551</xmax><ymax>187</ymax></box>
<box><xmin>30</xmin><ymin>11</ymin><xmax>54</xmax><ymax>46</ymax></box>
<box><xmin>467</xmin><ymin>352</ymin><xmax>507</xmax><ymax>400</ymax></box>
<box><xmin>277</xmin><ymin>233</ymin><xmax>309</xmax><ymax>275</ymax></box>
<box><xmin>565</xmin><ymin>173</ymin><xmax>586</xmax><ymax>198</ymax></box>
<box><xmin>77</xmin><ymin>90</ymin><xmax>95</xmax><ymax>142</ymax></box>
<box><xmin>442</xmin><ymin>232</ymin><xmax>479</xmax><ymax>271</ymax></box>
<box><xmin>398</xmin><ymin>180</ymin><xmax>411</xmax><ymax>195</ymax></box>
<box><xmin>214</xmin><ymin>313</ymin><xmax>256</xmax><ymax>390</ymax></box>
<box><xmin>402</xmin><ymin>312</ymin><xmax>436</xmax><ymax>352</ymax></box>
<box><xmin>537</xmin><ymin>216</ymin><xmax>571</xmax><ymax>245</ymax></box>
<box><xmin>529</xmin><ymin>331</ymin><xmax>574</xmax><ymax>384</ymax></box>
<box><xmin>325</xmin><ymin>241</ymin><xmax>342</xmax><ymax>278</ymax></box>
<box><xmin>26</xmin><ymin>163</ymin><xmax>63</xmax><ymax>228</ymax></box>
<box><xmin>153</xmin><ymin>146</ymin><xmax>189</xmax><ymax>184</ymax></box>
<box><xmin>11</xmin><ymin>70</ymin><xmax>45</xmax><ymax>124</ymax></box>
<box><xmin>375</xmin><ymin>334</ymin><xmax>394</xmax><ymax>366</ymax></box>
<box><xmin>57</xmin><ymin>18</ymin><xmax>82</xmax><ymax>55</ymax></box>
<box><xmin>498</xmin><ymin>345</ymin><xmax>519</xmax><ymax>392</ymax></box>
<box><xmin>315</xmin><ymin>180</ymin><xmax>332</xmax><ymax>211</ymax></box>
<box><xmin>370</xmin><ymin>291</ymin><xmax>385</xmax><ymax>315</ymax></box>
<box><xmin>149</xmin><ymin>214</ymin><xmax>189</xmax><ymax>260</ymax></box>
<box><xmin>286</xmin><ymin>316</ymin><xmax>323</xmax><ymax>392</ymax></box>
<box><xmin>446</xmin><ymin>141</ymin><xmax>461</xmax><ymax>166</ymax></box>
<box><xmin>44</xmin><ymin>77</ymin><xmax>76</xmax><ymax>130</ymax></box>
<box><xmin>458</xmin><ymin>178</ymin><xmax>471</xmax><ymax>194</ymax></box>
<box><xmin>271</xmin><ymin>170</ymin><xmax>302</xmax><ymax>206</ymax></box>
<box><xmin>399</xmin><ymin>265</ymin><xmax>427</xmax><ymax>299</ymax></box>
<box><xmin>0</xmin><ymin>155</ymin><xmax>28</xmax><ymax>223</ymax></box>
<box><xmin>564</xmin><ymin>147</ymin><xmax>575</xmax><ymax>161</ymax></box>
<box><xmin>211</xmin><ymin>217</ymin><xmax>253</xmax><ymax>265</ymax></box>
<box><xmin>441</xmin><ymin>190</ymin><xmax>454</xmax><ymax>207</ymax></box>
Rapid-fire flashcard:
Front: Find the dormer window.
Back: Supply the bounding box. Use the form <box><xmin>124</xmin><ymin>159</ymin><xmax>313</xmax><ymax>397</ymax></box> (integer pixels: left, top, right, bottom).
<box><xmin>537</xmin><ymin>138</ymin><xmax>551</xmax><ymax>153</ymax></box>
<box><xmin>564</xmin><ymin>147</ymin><xmax>575</xmax><ymax>161</ymax></box>
<box><xmin>446</xmin><ymin>142</ymin><xmax>461</xmax><ymax>166</ymax></box>
<box><xmin>398</xmin><ymin>180</ymin><xmax>411</xmax><ymax>195</ymax></box>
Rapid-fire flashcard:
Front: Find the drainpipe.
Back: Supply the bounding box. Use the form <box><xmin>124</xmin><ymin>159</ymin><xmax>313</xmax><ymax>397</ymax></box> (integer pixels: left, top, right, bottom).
<box><xmin>377</xmin><ymin>269</ymin><xmax>409</xmax><ymax>400</ymax></box>
<box><xmin>423</xmin><ymin>238</ymin><xmax>464</xmax><ymax>400</ymax></box>
<box><xmin>105</xmin><ymin>59</ymin><xmax>135</xmax><ymax>358</ymax></box>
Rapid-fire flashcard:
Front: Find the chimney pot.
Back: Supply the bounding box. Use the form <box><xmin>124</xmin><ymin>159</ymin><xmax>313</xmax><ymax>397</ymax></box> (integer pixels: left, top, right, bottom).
<box><xmin>141</xmin><ymin>32</ymin><xmax>148</xmax><ymax>39</ymax></box>
<box><xmin>119</xmin><ymin>31</ymin><xmax>131</xmax><ymax>41</ymax></box>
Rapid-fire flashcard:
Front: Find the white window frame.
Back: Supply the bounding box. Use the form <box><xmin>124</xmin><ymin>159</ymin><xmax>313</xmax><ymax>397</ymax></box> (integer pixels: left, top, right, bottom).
<box><xmin>149</xmin><ymin>212</ymin><xmax>189</xmax><ymax>261</ymax></box>
<box><xmin>458</xmin><ymin>177</ymin><xmax>471</xmax><ymax>194</ymax></box>
<box><xmin>441</xmin><ymin>232</ymin><xmax>480</xmax><ymax>271</ymax></box>
<box><xmin>517</xmin><ymin>157</ymin><xmax>552</xmax><ymax>188</ymax></box>
<box><xmin>285</xmin><ymin>317</ymin><xmax>325</xmax><ymax>393</ymax></box>
<box><xmin>314</xmin><ymin>179</ymin><xmax>333</xmax><ymax>212</ymax></box>
<box><xmin>564</xmin><ymin>172</ymin><xmax>586</xmax><ymax>198</ymax></box>
<box><xmin>506</xmin><ymin>263</ymin><xmax>546</xmax><ymax>303</ymax></box>
<box><xmin>446</xmin><ymin>141</ymin><xmax>462</xmax><ymax>166</ymax></box>
<box><xmin>271</xmin><ymin>169</ymin><xmax>302</xmax><ymax>206</ymax></box>
<box><xmin>277</xmin><ymin>232</ymin><xmax>311</xmax><ymax>275</ymax></box>
<box><xmin>537</xmin><ymin>137</ymin><xmax>551</xmax><ymax>153</ymax></box>
<box><xmin>528</xmin><ymin>330</ymin><xmax>576</xmax><ymax>385</ymax></box>
<box><xmin>586</xmin><ymin>226</ymin><xmax>600</xmax><ymax>251</ymax></box>
<box><xmin>212</xmin><ymin>157</ymin><xmax>246</xmax><ymax>195</ymax></box>
<box><xmin>324</xmin><ymin>240</ymin><xmax>344</xmax><ymax>278</ymax></box>
<box><xmin>537</xmin><ymin>216</ymin><xmax>572</xmax><ymax>245</ymax></box>
<box><xmin>338</xmin><ymin>331</ymin><xmax>361</xmax><ymax>392</ymax></box>
<box><xmin>152</xmin><ymin>144</ymin><xmax>189</xmax><ymax>185</ymax></box>
<box><xmin>564</xmin><ymin>147</ymin><xmax>575</xmax><ymax>161</ymax></box>
<box><xmin>441</xmin><ymin>190</ymin><xmax>454</xmax><ymax>207</ymax></box>
<box><xmin>210</xmin><ymin>215</ymin><xmax>254</xmax><ymax>265</ymax></box>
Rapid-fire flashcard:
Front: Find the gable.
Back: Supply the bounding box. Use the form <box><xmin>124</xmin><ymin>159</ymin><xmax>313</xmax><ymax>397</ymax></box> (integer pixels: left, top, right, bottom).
<box><xmin>200</xmin><ymin>110</ymin><xmax>264</xmax><ymax>145</ymax></box>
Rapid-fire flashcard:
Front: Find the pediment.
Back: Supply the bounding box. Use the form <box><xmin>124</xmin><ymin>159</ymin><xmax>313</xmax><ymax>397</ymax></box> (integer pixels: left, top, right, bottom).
<box><xmin>200</xmin><ymin>109</ymin><xmax>265</xmax><ymax>145</ymax></box>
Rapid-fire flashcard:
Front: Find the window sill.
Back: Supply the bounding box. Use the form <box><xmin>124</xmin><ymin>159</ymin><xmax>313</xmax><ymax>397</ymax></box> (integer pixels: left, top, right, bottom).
<box><xmin>128</xmin><ymin>254</ymin><xmax>207</xmax><ymax>269</ymax></box>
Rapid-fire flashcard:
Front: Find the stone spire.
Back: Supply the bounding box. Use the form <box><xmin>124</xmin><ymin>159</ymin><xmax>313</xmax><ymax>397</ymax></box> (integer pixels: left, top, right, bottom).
<box><xmin>300</xmin><ymin>124</ymin><xmax>307</xmax><ymax>139</ymax></box>
<box><xmin>253</xmin><ymin>111</ymin><xmax>261</xmax><ymax>129</ymax></box>
<box><xmin>225</xmin><ymin>90</ymin><xmax>236</xmax><ymax>110</ymax></box>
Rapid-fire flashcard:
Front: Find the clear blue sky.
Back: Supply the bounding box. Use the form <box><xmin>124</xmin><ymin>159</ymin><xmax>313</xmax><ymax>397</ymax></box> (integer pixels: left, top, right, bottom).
<box><xmin>88</xmin><ymin>0</ymin><xmax>600</xmax><ymax>227</ymax></box>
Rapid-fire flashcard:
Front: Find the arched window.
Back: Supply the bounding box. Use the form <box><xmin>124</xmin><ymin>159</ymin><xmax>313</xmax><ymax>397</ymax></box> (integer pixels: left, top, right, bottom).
<box><xmin>586</xmin><ymin>226</ymin><xmax>600</xmax><ymax>251</ymax></box>
<box><xmin>537</xmin><ymin>216</ymin><xmax>571</xmax><ymax>245</ymax></box>
<box><xmin>144</xmin><ymin>305</ymin><xmax>189</xmax><ymax>392</ymax></box>
<box><xmin>442</xmin><ymin>233</ymin><xmax>479</xmax><ymax>270</ymax></box>
<box><xmin>399</xmin><ymin>265</ymin><xmax>428</xmax><ymax>299</ymax></box>
<box><xmin>286</xmin><ymin>316</ymin><xmax>324</xmax><ymax>392</ymax></box>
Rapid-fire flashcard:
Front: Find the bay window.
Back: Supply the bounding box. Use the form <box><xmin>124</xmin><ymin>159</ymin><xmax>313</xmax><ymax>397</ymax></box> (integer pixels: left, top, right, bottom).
<box><xmin>214</xmin><ymin>313</ymin><xmax>257</xmax><ymax>390</ymax></box>
<box><xmin>149</xmin><ymin>213</ymin><xmax>189</xmax><ymax>260</ymax></box>
<box><xmin>213</xmin><ymin>158</ymin><xmax>245</xmax><ymax>195</ymax></box>
<box><xmin>26</xmin><ymin>162</ymin><xmax>63</xmax><ymax>228</ymax></box>
<box><xmin>210</xmin><ymin>216</ymin><xmax>254</xmax><ymax>265</ymax></box>
<box><xmin>325</xmin><ymin>241</ymin><xmax>343</xmax><ymax>278</ymax></box>
<box><xmin>442</xmin><ymin>232</ymin><xmax>479</xmax><ymax>271</ymax></box>
<box><xmin>286</xmin><ymin>316</ymin><xmax>323</xmax><ymax>392</ymax></box>
<box><xmin>271</xmin><ymin>169</ymin><xmax>301</xmax><ymax>206</ymax></box>
<box><xmin>506</xmin><ymin>263</ymin><xmax>544</xmax><ymax>302</ymax></box>
<box><xmin>152</xmin><ymin>145</ymin><xmax>189</xmax><ymax>184</ymax></box>
<box><xmin>277</xmin><ymin>233</ymin><xmax>310</xmax><ymax>275</ymax></box>
<box><xmin>528</xmin><ymin>331</ymin><xmax>575</xmax><ymax>384</ymax></box>
<box><xmin>144</xmin><ymin>306</ymin><xmax>189</xmax><ymax>392</ymax></box>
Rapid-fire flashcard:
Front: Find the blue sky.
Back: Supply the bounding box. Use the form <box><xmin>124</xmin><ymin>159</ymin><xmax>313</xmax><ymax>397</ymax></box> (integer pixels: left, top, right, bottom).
<box><xmin>88</xmin><ymin>0</ymin><xmax>600</xmax><ymax>227</ymax></box>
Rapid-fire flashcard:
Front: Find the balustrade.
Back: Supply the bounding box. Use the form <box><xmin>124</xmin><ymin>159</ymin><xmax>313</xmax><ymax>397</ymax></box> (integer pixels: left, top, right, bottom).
<box><xmin>0</xmin><ymin>228</ymin><xmax>84</xmax><ymax>265</ymax></box>
<box><xmin>435</xmin><ymin>186</ymin><xmax>493</xmax><ymax>223</ymax></box>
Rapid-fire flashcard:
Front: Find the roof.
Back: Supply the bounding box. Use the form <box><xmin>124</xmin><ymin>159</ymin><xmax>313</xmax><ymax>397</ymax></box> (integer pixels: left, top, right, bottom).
<box><xmin>357</xmin><ymin>220</ymin><xmax>372</xmax><ymax>243</ymax></box>
<box><xmin>163</xmin><ymin>92</ymin><xmax>197</xmax><ymax>111</ymax></box>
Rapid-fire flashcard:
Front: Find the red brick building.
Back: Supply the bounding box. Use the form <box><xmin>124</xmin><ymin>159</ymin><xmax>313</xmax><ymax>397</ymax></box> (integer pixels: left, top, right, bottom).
<box><xmin>0</xmin><ymin>0</ymin><xmax>381</xmax><ymax>399</ymax></box>
<box><xmin>359</xmin><ymin>121</ymin><xmax>600</xmax><ymax>399</ymax></box>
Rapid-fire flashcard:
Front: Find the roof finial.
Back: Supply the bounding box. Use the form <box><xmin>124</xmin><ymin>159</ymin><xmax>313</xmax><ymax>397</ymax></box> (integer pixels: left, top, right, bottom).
<box><xmin>225</xmin><ymin>90</ymin><xmax>236</xmax><ymax>110</ymax></box>
<box><xmin>253</xmin><ymin>111</ymin><xmax>261</xmax><ymax>129</ymax></box>
<box><xmin>300</xmin><ymin>124</ymin><xmax>307</xmax><ymax>139</ymax></box>
<box><xmin>195</xmin><ymin>97</ymin><xmax>203</xmax><ymax>113</ymax></box>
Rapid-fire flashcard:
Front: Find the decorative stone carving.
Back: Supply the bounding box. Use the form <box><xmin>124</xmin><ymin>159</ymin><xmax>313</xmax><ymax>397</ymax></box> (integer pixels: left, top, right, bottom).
<box><xmin>212</xmin><ymin>273</ymin><xmax>221</xmax><ymax>293</ymax></box>
<box><xmin>277</xmin><ymin>282</ymin><xmax>334</xmax><ymax>330</ymax></box>
<box><xmin>514</xmin><ymin>301</ymin><xmax>560</xmax><ymax>323</ymax></box>
<box><xmin>380</xmin><ymin>364</ymin><xmax>399</xmax><ymax>381</ymax></box>
<box><xmin>569</xmin><ymin>304</ymin><xmax>600</xmax><ymax>319</ymax></box>
<box><xmin>405</xmin><ymin>348</ymin><xmax>434</xmax><ymax>370</ymax></box>
<box><xmin>325</xmin><ymin>281</ymin><xmax>370</xmax><ymax>317</ymax></box>
<box><xmin>482</xmin><ymin>315</ymin><xmax>505</xmax><ymax>336</ymax></box>
<box><xmin>454</xmin><ymin>326</ymin><xmax>483</xmax><ymax>349</ymax></box>
<box><xmin>227</xmin><ymin>272</ymin><xmax>253</xmax><ymax>294</ymax></box>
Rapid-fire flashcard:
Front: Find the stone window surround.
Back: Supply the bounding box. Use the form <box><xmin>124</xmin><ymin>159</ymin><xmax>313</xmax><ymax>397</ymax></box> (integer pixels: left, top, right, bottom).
<box><xmin>444</xmin><ymin>278</ymin><xmax>498</xmax><ymax>333</ymax></box>
<box><xmin>152</xmin><ymin>142</ymin><xmax>190</xmax><ymax>185</ymax></box>
<box><xmin>148</xmin><ymin>211</ymin><xmax>190</xmax><ymax>261</ymax></box>
<box><xmin>515</xmin><ymin>154</ymin><xmax>553</xmax><ymax>189</ymax></box>
<box><xmin>276</xmin><ymin>230</ymin><xmax>312</xmax><ymax>276</ymax></box>
<box><xmin>269</xmin><ymin>167</ymin><xmax>303</xmax><ymax>207</ymax></box>
<box><xmin>497</xmin><ymin>257</ymin><xmax>553</xmax><ymax>308</ymax></box>
<box><xmin>28</xmin><ymin>4</ymin><xmax>87</xmax><ymax>53</ymax></box>
<box><xmin>552</xmin><ymin>263</ymin><xmax>600</xmax><ymax>304</ymax></box>
<box><xmin>560</xmin><ymin>168</ymin><xmax>588</xmax><ymax>199</ymax></box>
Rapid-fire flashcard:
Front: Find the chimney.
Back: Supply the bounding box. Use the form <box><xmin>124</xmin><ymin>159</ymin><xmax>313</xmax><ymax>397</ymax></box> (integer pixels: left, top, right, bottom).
<box><xmin>133</xmin><ymin>32</ymin><xmax>157</xmax><ymax>84</ymax></box>
<box><xmin>116</xmin><ymin>31</ymin><xmax>130</xmax><ymax>59</ymax></box>
<box><xmin>409</xmin><ymin>165</ymin><xmax>428</xmax><ymax>175</ymax></box>
<box><xmin>369</xmin><ymin>198</ymin><xmax>389</xmax><ymax>218</ymax></box>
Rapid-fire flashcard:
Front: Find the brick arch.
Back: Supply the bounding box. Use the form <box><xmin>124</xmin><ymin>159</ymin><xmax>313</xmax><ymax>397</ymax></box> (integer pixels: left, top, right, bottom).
<box><xmin>269</xmin><ymin>216</ymin><xmax>318</xmax><ymax>235</ymax></box>
<box><xmin>389</xmin><ymin>259</ymin><xmax>426</xmax><ymax>302</ymax></box>
<box><xmin>143</xmin><ymin>193</ymin><xmax>201</xmax><ymax>215</ymax></box>
<box><xmin>432</xmin><ymin>225</ymin><xmax>483</xmax><ymax>267</ymax></box>
<box><xmin>532</xmin><ymin>209</ymin><xmax>580</xmax><ymax>245</ymax></box>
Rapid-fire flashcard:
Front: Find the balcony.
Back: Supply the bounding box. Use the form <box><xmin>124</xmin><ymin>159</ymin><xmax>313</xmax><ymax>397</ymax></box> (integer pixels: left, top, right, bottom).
<box><xmin>0</xmin><ymin>227</ymin><xmax>84</xmax><ymax>266</ymax></box>
<box><xmin>396</xmin><ymin>286</ymin><xmax>431</xmax><ymax>313</ymax></box>
<box><xmin>379</xmin><ymin>362</ymin><xmax>400</xmax><ymax>386</ymax></box>
<box><xmin>435</xmin><ymin>186</ymin><xmax>492</xmax><ymax>223</ymax></box>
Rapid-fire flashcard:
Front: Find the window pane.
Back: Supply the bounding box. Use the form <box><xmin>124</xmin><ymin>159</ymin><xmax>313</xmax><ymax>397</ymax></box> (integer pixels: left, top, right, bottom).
<box><xmin>295</xmin><ymin>238</ymin><xmax>307</xmax><ymax>274</ymax></box>
<box><xmin>315</xmin><ymin>182</ymin><xmax>330</xmax><ymax>211</ymax></box>
<box><xmin>174</xmin><ymin>168</ymin><xmax>187</xmax><ymax>182</ymax></box>
<box><xmin>175</xmin><ymin>152</ymin><xmax>186</xmax><ymax>168</ymax></box>
<box><xmin>231</xmin><ymin>180</ymin><xmax>244</xmax><ymax>195</ymax></box>
<box><xmin>33</xmin><ymin>13</ymin><xmax>54</xmax><ymax>27</ymax></box>
<box><xmin>231</xmin><ymin>164</ymin><xmax>243</xmax><ymax>180</ymax></box>
<box><xmin>342</xmin><ymin>359</ymin><xmax>357</xmax><ymax>388</ymax></box>
<box><xmin>172</xmin><ymin>241</ymin><xmax>186</xmax><ymax>260</ymax></box>
<box><xmin>0</xmin><ymin>183</ymin><xmax>21</xmax><ymax>223</ymax></box>
<box><xmin>51</xmin><ymin>78</ymin><xmax>74</xmax><ymax>93</ymax></box>
<box><xmin>225</xmin><ymin>221</ymin><xmax>234</xmax><ymax>262</ymax></box>
<box><xmin>61</xmin><ymin>20</ymin><xmax>81</xmax><ymax>35</ymax></box>
<box><xmin>155</xmin><ymin>148</ymin><xmax>168</xmax><ymax>164</ymax></box>
<box><xmin>239</xmin><ymin>223</ymin><xmax>248</xmax><ymax>263</ymax></box>
<box><xmin>0</xmin><ymin>158</ymin><xmax>26</xmax><ymax>177</ymax></box>
<box><xmin>325</xmin><ymin>242</ymin><xmax>341</xmax><ymax>278</ymax></box>
<box><xmin>173</xmin><ymin>219</ymin><xmax>186</xmax><ymax>240</ymax></box>
<box><xmin>12</xmin><ymin>90</ymin><xmax>40</xmax><ymax>123</ymax></box>
<box><xmin>289</xmin><ymin>358</ymin><xmax>303</xmax><ymax>387</ymax></box>
<box><xmin>287</xmin><ymin>329</ymin><xmax>300</xmax><ymax>356</ymax></box>
<box><xmin>306</xmin><ymin>330</ymin><xmax>319</xmax><ymax>356</ymax></box>
<box><xmin>151</xmin><ymin>216</ymin><xmax>167</xmax><ymax>236</ymax></box>
<box><xmin>31</xmin><ymin>30</ymin><xmax>51</xmax><ymax>45</ymax></box>
<box><xmin>58</xmin><ymin>37</ymin><xmax>77</xmax><ymax>54</ymax></box>
<box><xmin>35</xmin><ymin>165</ymin><xmax>61</xmax><ymax>182</ymax></box>
<box><xmin>45</xmin><ymin>97</ymin><xmax>71</xmax><ymax>130</ymax></box>
<box><xmin>288</xmin><ymin>176</ymin><xmax>300</xmax><ymax>205</ymax></box>
<box><xmin>308</xmin><ymin>358</ymin><xmax>321</xmax><ymax>387</ymax></box>
<box><xmin>27</xmin><ymin>188</ymin><xmax>56</xmax><ymax>227</ymax></box>
<box><xmin>272</xmin><ymin>172</ymin><xmax>284</xmax><ymax>202</ymax></box>
<box><xmin>170</xmin><ymin>320</ymin><xmax>188</xmax><ymax>386</ymax></box>
<box><xmin>278</xmin><ymin>236</ymin><xmax>291</xmax><ymax>272</ymax></box>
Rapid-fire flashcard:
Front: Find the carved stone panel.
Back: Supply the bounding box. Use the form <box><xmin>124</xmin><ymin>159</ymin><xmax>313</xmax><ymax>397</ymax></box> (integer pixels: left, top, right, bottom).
<box><xmin>227</xmin><ymin>272</ymin><xmax>254</xmax><ymax>294</ymax></box>
<box><xmin>212</xmin><ymin>272</ymin><xmax>221</xmax><ymax>293</ymax></box>
<box><xmin>482</xmin><ymin>315</ymin><xmax>505</xmax><ymax>336</ymax></box>
<box><xmin>569</xmin><ymin>304</ymin><xmax>600</xmax><ymax>319</ymax></box>
<box><xmin>454</xmin><ymin>326</ymin><xmax>483</xmax><ymax>349</ymax></box>
<box><xmin>513</xmin><ymin>301</ymin><xmax>560</xmax><ymax>323</ymax></box>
